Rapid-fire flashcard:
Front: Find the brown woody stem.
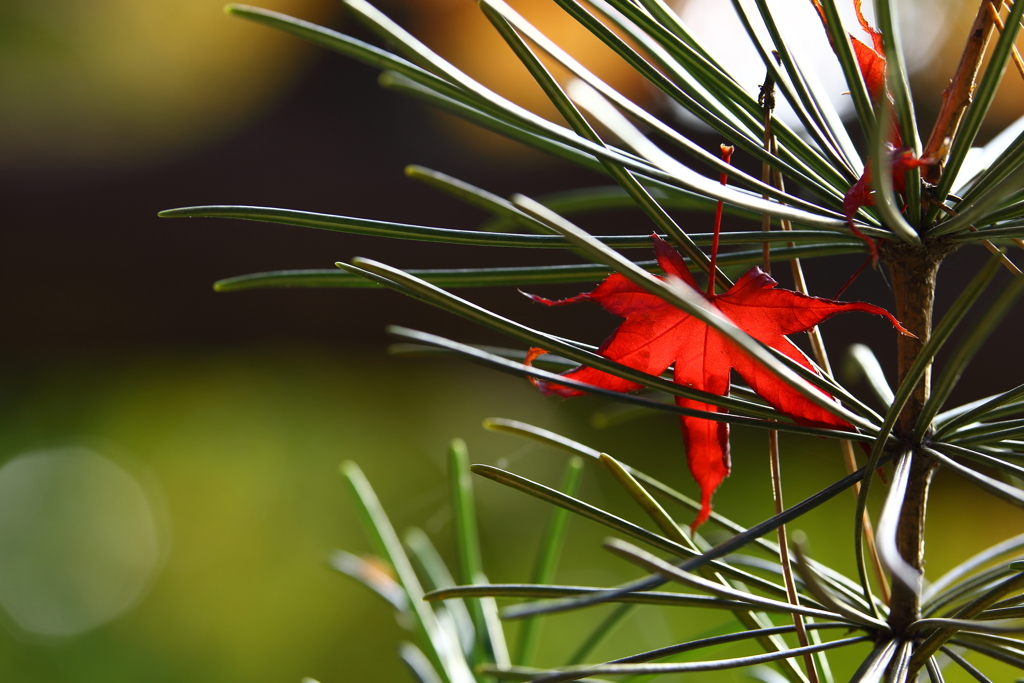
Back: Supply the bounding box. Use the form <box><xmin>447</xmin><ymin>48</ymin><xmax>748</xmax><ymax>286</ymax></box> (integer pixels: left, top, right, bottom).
<box><xmin>879</xmin><ymin>241</ymin><xmax>952</xmax><ymax>638</ymax></box>
<box><xmin>921</xmin><ymin>1</ymin><xmax>998</xmax><ymax>183</ymax></box>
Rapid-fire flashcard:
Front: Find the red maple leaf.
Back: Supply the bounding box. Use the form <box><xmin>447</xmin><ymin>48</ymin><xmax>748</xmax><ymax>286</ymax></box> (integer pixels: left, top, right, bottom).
<box><xmin>525</xmin><ymin>235</ymin><xmax>911</xmax><ymax>529</ymax></box>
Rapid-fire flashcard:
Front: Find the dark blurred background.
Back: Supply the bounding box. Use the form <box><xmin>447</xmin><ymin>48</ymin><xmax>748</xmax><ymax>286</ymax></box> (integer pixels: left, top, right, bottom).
<box><xmin>2</xmin><ymin>1</ymin><xmax>1022</xmax><ymax>681</ymax></box>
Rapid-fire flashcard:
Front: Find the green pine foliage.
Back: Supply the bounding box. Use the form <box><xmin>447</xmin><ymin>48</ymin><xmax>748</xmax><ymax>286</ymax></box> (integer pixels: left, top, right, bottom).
<box><xmin>166</xmin><ymin>1</ymin><xmax>1024</xmax><ymax>680</ymax></box>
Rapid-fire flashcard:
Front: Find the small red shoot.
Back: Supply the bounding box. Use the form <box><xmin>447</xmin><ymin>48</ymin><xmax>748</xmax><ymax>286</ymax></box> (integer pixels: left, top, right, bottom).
<box><xmin>843</xmin><ymin>146</ymin><xmax>933</xmax><ymax>263</ymax></box>
<box><xmin>707</xmin><ymin>144</ymin><xmax>734</xmax><ymax>297</ymax></box>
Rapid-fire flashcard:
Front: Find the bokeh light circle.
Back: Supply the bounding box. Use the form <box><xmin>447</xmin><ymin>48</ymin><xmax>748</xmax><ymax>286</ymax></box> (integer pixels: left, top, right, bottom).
<box><xmin>0</xmin><ymin>447</ymin><xmax>168</xmax><ymax>639</ymax></box>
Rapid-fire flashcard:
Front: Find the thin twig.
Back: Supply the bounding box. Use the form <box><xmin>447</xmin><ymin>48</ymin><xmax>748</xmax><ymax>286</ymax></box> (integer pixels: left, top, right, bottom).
<box><xmin>969</xmin><ymin>228</ymin><xmax>1023</xmax><ymax>274</ymax></box>
<box><xmin>769</xmin><ymin>431</ymin><xmax>820</xmax><ymax>683</ymax></box>
<box><xmin>990</xmin><ymin>1</ymin><xmax>1024</xmax><ymax>254</ymax></box>
<box><xmin>758</xmin><ymin>91</ymin><xmax>818</xmax><ymax>680</ymax></box>
<box><xmin>756</xmin><ymin>82</ymin><xmax>824</xmax><ymax>682</ymax></box>
<box><xmin>759</xmin><ymin>79</ymin><xmax>819</xmax><ymax>681</ymax></box>
<box><xmin>922</xmin><ymin>1</ymin><xmax>999</xmax><ymax>183</ymax></box>
<box><xmin>760</xmin><ymin>66</ymin><xmax>776</xmax><ymax>273</ymax></box>
<box><xmin>991</xmin><ymin>1</ymin><xmax>1024</xmax><ymax>82</ymax></box>
<box><xmin>768</xmin><ymin>138</ymin><xmax>891</xmax><ymax>606</ymax></box>
<box><xmin>933</xmin><ymin>202</ymin><xmax>1023</xmax><ymax>275</ymax></box>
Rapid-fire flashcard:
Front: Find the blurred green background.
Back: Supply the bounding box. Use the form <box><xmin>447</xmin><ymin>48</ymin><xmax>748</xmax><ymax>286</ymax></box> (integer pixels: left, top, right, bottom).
<box><xmin>2</xmin><ymin>0</ymin><xmax>1023</xmax><ymax>681</ymax></box>
<box><xmin>2</xmin><ymin>348</ymin><xmax>1021</xmax><ymax>682</ymax></box>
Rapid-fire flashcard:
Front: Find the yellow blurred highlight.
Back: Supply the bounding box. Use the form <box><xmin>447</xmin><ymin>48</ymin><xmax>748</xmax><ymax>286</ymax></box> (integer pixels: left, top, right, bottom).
<box><xmin>0</xmin><ymin>0</ymin><xmax>336</xmax><ymax>168</ymax></box>
<box><xmin>4</xmin><ymin>0</ymin><xmax>1019</xmax><ymax>169</ymax></box>
<box><xmin>400</xmin><ymin>0</ymin><xmax>650</xmax><ymax>160</ymax></box>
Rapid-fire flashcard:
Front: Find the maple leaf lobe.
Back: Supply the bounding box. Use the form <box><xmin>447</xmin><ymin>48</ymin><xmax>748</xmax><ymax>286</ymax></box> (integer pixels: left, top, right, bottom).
<box><xmin>526</xmin><ymin>235</ymin><xmax>909</xmax><ymax>529</ymax></box>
